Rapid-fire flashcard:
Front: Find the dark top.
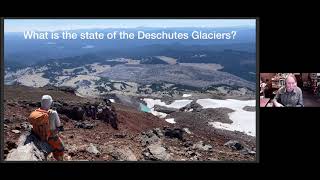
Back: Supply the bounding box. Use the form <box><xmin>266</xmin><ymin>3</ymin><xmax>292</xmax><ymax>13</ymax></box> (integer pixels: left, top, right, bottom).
<box><xmin>274</xmin><ymin>86</ymin><xmax>304</xmax><ymax>107</ymax></box>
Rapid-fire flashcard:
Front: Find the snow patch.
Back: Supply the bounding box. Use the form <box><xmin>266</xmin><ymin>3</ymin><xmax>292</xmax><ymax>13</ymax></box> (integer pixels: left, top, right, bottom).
<box><xmin>142</xmin><ymin>98</ymin><xmax>192</xmax><ymax>119</ymax></box>
<box><xmin>143</xmin><ymin>98</ymin><xmax>192</xmax><ymax>109</ymax></box>
<box><xmin>165</xmin><ymin>118</ymin><xmax>176</xmax><ymax>124</ymax></box>
<box><xmin>182</xmin><ymin>94</ymin><xmax>192</xmax><ymax>97</ymax></box>
<box><xmin>197</xmin><ymin>98</ymin><xmax>255</xmax><ymax>137</ymax></box>
<box><xmin>151</xmin><ymin>111</ymin><xmax>167</xmax><ymax>118</ymax></box>
<box><xmin>183</xmin><ymin>128</ymin><xmax>192</xmax><ymax>134</ymax></box>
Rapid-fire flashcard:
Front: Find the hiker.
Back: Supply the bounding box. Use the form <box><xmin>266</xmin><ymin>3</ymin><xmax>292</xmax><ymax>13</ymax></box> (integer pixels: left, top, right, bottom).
<box><xmin>28</xmin><ymin>95</ymin><xmax>65</xmax><ymax>160</ymax></box>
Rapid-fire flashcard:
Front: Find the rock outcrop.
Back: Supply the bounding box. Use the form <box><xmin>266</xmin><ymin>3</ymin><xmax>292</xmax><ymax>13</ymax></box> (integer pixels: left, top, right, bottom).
<box><xmin>6</xmin><ymin>131</ymin><xmax>52</xmax><ymax>161</ymax></box>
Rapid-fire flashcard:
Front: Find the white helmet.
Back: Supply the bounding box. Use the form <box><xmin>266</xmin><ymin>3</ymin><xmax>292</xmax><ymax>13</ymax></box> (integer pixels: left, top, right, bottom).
<box><xmin>41</xmin><ymin>95</ymin><xmax>53</xmax><ymax>110</ymax></box>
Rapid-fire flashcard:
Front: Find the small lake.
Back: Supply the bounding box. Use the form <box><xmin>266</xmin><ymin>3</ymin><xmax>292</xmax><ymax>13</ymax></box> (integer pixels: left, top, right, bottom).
<box><xmin>139</xmin><ymin>103</ymin><xmax>151</xmax><ymax>113</ymax></box>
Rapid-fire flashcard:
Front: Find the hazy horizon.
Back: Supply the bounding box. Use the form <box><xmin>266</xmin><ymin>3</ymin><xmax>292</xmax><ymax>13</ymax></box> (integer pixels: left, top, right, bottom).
<box><xmin>5</xmin><ymin>19</ymin><xmax>256</xmax><ymax>32</ymax></box>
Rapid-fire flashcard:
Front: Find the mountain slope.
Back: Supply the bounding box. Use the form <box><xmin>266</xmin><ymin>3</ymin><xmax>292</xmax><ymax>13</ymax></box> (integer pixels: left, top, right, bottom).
<box><xmin>4</xmin><ymin>85</ymin><xmax>256</xmax><ymax>161</ymax></box>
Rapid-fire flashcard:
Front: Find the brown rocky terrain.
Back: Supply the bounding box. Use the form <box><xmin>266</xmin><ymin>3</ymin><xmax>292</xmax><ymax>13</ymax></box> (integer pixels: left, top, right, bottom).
<box><xmin>3</xmin><ymin>85</ymin><xmax>256</xmax><ymax>161</ymax></box>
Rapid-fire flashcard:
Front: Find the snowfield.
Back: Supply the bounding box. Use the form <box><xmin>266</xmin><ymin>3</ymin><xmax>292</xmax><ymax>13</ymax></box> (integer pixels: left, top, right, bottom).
<box><xmin>143</xmin><ymin>98</ymin><xmax>193</xmax><ymax>109</ymax></box>
<box><xmin>143</xmin><ymin>98</ymin><xmax>256</xmax><ymax>137</ymax></box>
<box><xmin>142</xmin><ymin>98</ymin><xmax>193</xmax><ymax>118</ymax></box>
<box><xmin>197</xmin><ymin>99</ymin><xmax>256</xmax><ymax>136</ymax></box>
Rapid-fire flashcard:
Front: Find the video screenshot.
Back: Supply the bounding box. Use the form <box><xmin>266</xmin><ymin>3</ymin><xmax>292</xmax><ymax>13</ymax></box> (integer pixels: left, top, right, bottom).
<box><xmin>2</xmin><ymin>18</ymin><xmax>257</xmax><ymax>162</ymax></box>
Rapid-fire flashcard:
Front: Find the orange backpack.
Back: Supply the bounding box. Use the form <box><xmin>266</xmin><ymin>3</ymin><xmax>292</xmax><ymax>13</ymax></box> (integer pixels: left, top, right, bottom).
<box><xmin>28</xmin><ymin>108</ymin><xmax>51</xmax><ymax>141</ymax></box>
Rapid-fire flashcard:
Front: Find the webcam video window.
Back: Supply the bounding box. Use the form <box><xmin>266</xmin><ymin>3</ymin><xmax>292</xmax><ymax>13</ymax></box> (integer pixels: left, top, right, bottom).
<box><xmin>260</xmin><ymin>73</ymin><xmax>320</xmax><ymax>107</ymax></box>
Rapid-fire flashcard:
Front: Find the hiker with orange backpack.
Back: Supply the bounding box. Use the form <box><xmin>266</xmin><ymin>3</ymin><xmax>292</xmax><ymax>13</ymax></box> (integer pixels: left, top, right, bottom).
<box><xmin>28</xmin><ymin>95</ymin><xmax>65</xmax><ymax>161</ymax></box>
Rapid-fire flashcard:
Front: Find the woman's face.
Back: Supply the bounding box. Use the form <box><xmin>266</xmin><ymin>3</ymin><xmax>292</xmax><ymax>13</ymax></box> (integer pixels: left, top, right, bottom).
<box><xmin>286</xmin><ymin>76</ymin><xmax>296</xmax><ymax>92</ymax></box>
